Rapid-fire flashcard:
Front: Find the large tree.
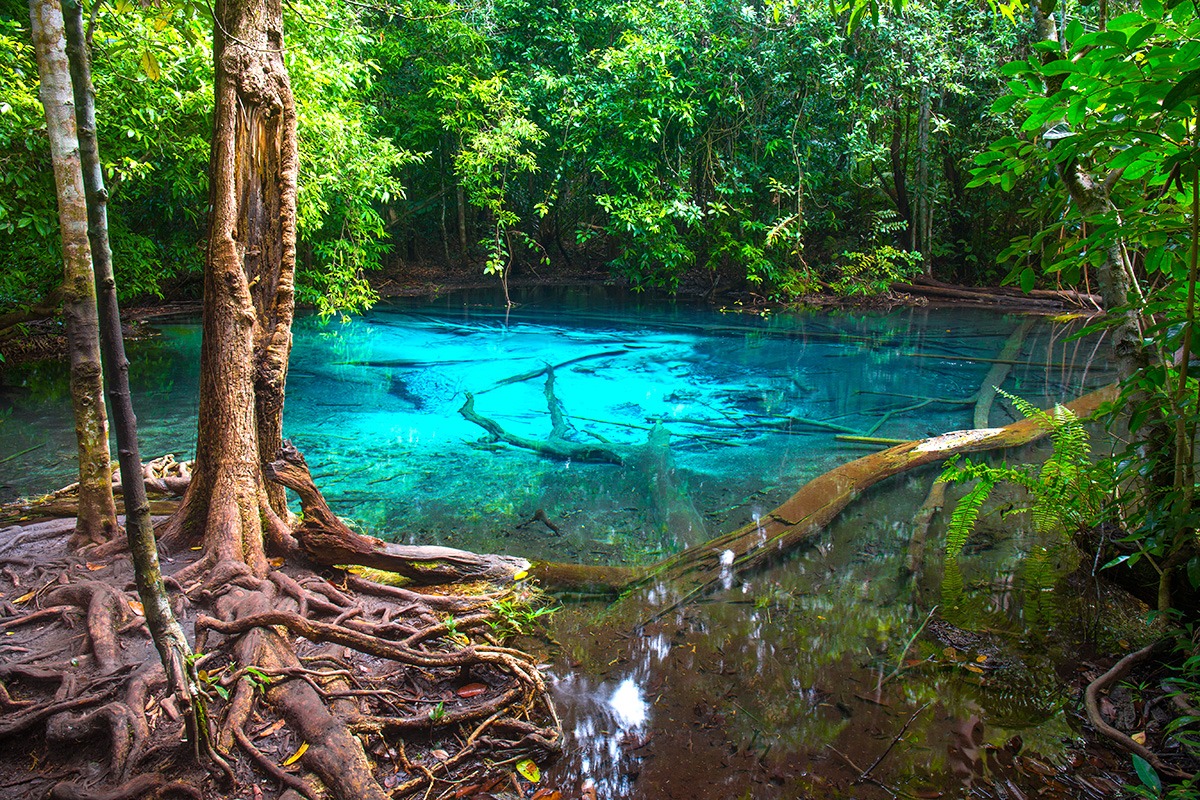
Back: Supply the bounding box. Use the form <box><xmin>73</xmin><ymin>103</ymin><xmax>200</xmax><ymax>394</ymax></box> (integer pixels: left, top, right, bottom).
<box><xmin>27</xmin><ymin>0</ymin><xmax>119</xmax><ymax>548</ymax></box>
<box><xmin>160</xmin><ymin>0</ymin><xmax>298</xmax><ymax>573</ymax></box>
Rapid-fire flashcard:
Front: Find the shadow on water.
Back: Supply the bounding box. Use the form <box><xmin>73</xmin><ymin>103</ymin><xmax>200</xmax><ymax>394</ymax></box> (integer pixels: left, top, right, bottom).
<box><xmin>0</xmin><ymin>287</ymin><xmax>1144</xmax><ymax>796</ymax></box>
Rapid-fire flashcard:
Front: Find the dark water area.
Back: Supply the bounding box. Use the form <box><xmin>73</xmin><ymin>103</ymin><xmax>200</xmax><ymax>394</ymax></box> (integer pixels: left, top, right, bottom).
<box><xmin>0</xmin><ymin>287</ymin><xmax>1146</xmax><ymax>797</ymax></box>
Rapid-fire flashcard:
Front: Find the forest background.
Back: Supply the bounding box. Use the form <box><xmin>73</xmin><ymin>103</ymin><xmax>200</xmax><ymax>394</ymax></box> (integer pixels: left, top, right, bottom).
<box><xmin>0</xmin><ymin>0</ymin><xmax>1033</xmax><ymax>318</ymax></box>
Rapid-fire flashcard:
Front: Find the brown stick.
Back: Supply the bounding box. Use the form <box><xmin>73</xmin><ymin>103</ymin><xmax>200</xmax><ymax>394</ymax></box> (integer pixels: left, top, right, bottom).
<box><xmin>1085</xmin><ymin>640</ymin><xmax>1192</xmax><ymax>779</ymax></box>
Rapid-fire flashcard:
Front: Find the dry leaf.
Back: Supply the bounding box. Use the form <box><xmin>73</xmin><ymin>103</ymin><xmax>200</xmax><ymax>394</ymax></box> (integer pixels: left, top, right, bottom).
<box><xmin>128</xmin><ymin>600</ymin><xmax>145</xmax><ymax>616</ymax></box>
<box><xmin>457</xmin><ymin>683</ymin><xmax>488</xmax><ymax>698</ymax></box>
<box><xmin>268</xmin><ymin>558</ymin><xmax>285</xmax><ymax>568</ymax></box>
<box><xmin>85</xmin><ymin>563</ymin><xmax>104</xmax><ymax>571</ymax></box>
<box><xmin>431</xmin><ymin>749</ymin><xmax>450</xmax><ymax>761</ymax></box>
<box><xmin>282</xmin><ymin>741</ymin><xmax>308</xmax><ymax>766</ymax></box>
<box><xmin>964</xmin><ymin>664</ymin><xmax>985</xmax><ymax>674</ymax></box>
<box><xmin>531</xmin><ymin>789</ymin><xmax>562</xmax><ymax>800</ymax></box>
<box><xmin>255</xmin><ymin>718</ymin><xmax>287</xmax><ymax>739</ymax></box>
<box><xmin>975</xmin><ymin>654</ymin><xmax>988</xmax><ymax>663</ymax></box>
<box><xmin>1132</xmin><ymin>731</ymin><xmax>1147</xmax><ymax>746</ymax></box>
<box><xmin>13</xmin><ymin>590</ymin><xmax>35</xmax><ymax>605</ymax></box>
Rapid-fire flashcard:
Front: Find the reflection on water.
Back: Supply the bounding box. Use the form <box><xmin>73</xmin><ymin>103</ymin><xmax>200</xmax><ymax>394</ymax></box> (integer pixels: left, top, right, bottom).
<box><xmin>545</xmin><ymin>474</ymin><xmax>1145</xmax><ymax>799</ymax></box>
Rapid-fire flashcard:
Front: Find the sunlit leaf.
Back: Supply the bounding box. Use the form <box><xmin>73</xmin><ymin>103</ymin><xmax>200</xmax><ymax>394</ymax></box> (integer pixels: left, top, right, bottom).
<box><xmin>282</xmin><ymin>741</ymin><xmax>308</xmax><ymax>767</ymax></box>
<box><xmin>516</xmin><ymin>758</ymin><xmax>540</xmax><ymax>783</ymax></box>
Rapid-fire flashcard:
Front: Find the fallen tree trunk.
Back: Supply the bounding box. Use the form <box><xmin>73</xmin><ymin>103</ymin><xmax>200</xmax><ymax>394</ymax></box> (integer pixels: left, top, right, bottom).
<box><xmin>524</xmin><ymin>384</ymin><xmax>1120</xmax><ymax>600</ymax></box>
<box><xmin>895</xmin><ymin>276</ymin><xmax>1103</xmax><ymax>311</ymax></box>
<box><xmin>266</xmin><ymin>443</ymin><xmax>529</xmax><ymax>583</ymax></box>
<box><xmin>639</xmin><ymin>383</ymin><xmax>1119</xmax><ymax>608</ymax></box>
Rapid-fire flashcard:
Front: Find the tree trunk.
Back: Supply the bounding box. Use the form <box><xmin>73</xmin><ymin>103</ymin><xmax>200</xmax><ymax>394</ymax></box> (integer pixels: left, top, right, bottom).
<box><xmin>889</xmin><ymin>104</ymin><xmax>913</xmax><ymax>249</ymax></box>
<box><xmin>160</xmin><ymin>0</ymin><xmax>298</xmax><ymax>575</ymax></box>
<box><xmin>456</xmin><ymin>182</ymin><xmax>468</xmax><ymax>260</ymax></box>
<box><xmin>28</xmin><ymin>0</ymin><xmax>117</xmax><ymax>549</ymax></box>
<box><xmin>915</xmin><ymin>83</ymin><xmax>932</xmax><ymax>274</ymax></box>
<box><xmin>62</xmin><ymin>0</ymin><xmax>197</xmax><ymax>727</ymax></box>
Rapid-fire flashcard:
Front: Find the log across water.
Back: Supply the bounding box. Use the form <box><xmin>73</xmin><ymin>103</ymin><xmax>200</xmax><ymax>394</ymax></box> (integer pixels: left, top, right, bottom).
<box><xmin>270</xmin><ymin>386</ymin><xmax>1119</xmax><ymax>606</ymax></box>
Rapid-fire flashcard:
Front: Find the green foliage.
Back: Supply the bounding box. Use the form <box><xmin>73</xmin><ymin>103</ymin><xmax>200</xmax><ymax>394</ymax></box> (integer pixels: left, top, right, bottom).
<box><xmin>939</xmin><ymin>390</ymin><xmax>1109</xmax><ymax>563</ymax></box>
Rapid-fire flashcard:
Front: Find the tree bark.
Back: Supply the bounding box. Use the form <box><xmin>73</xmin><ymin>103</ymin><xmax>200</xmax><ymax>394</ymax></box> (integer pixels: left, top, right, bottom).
<box><xmin>915</xmin><ymin>83</ymin><xmax>932</xmax><ymax>273</ymax></box>
<box><xmin>61</xmin><ymin>0</ymin><xmax>197</xmax><ymax>729</ymax></box>
<box><xmin>160</xmin><ymin>0</ymin><xmax>298</xmax><ymax>575</ymax></box>
<box><xmin>28</xmin><ymin>0</ymin><xmax>117</xmax><ymax>549</ymax></box>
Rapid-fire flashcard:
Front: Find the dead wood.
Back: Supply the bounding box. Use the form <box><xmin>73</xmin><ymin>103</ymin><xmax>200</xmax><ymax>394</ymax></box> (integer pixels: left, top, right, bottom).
<box><xmin>1085</xmin><ymin>639</ymin><xmax>1192</xmax><ymax>779</ymax></box>
<box><xmin>904</xmin><ymin>478</ymin><xmax>947</xmax><ymax>581</ymax></box>
<box><xmin>894</xmin><ymin>277</ymin><xmax>1102</xmax><ymax>311</ymax></box>
<box><xmin>528</xmin><ymin>384</ymin><xmax>1119</xmax><ymax>600</ymax></box>
<box><xmin>974</xmin><ymin>318</ymin><xmax>1035</xmax><ymax>428</ymax></box>
<box><xmin>266</xmin><ymin>442</ymin><xmax>529</xmax><ymax>583</ymax></box>
<box><xmin>460</xmin><ymin>391</ymin><xmax>626</xmax><ymax>464</ymax></box>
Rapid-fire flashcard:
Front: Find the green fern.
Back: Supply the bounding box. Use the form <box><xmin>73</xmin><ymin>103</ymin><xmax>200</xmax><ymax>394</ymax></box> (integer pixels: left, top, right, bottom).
<box><xmin>937</xmin><ymin>390</ymin><xmax>1109</xmax><ymax>594</ymax></box>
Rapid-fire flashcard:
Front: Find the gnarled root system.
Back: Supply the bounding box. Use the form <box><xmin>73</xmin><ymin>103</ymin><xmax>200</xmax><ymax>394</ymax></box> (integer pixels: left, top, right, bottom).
<box><xmin>0</xmin><ymin>540</ymin><xmax>560</xmax><ymax>800</ymax></box>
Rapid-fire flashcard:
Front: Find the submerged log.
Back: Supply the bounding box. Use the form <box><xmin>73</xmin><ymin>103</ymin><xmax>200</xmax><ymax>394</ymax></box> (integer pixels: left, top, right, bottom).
<box><xmin>266</xmin><ymin>443</ymin><xmax>529</xmax><ymax>584</ymax></box>
<box><xmin>973</xmin><ymin>318</ymin><xmax>1035</xmax><ymax>428</ymax></box>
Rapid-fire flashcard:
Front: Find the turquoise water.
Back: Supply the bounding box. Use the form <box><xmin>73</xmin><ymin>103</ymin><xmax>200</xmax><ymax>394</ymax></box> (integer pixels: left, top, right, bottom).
<box><xmin>0</xmin><ymin>288</ymin><xmax>1113</xmax><ymax>566</ymax></box>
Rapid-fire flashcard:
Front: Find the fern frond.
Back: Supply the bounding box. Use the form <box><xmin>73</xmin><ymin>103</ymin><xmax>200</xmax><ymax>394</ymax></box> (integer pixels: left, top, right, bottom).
<box><xmin>945</xmin><ymin>476</ymin><xmax>996</xmax><ymax>560</ymax></box>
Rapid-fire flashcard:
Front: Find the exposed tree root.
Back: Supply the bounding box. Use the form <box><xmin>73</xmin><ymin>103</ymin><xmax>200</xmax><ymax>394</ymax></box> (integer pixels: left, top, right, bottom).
<box><xmin>1085</xmin><ymin>639</ymin><xmax>1194</xmax><ymax>779</ymax></box>
<box><xmin>49</xmin><ymin>774</ymin><xmax>202</xmax><ymax>800</ymax></box>
<box><xmin>0</xmin><ymin>531</ymin><xmax>560</xmax><ymax>800</ymax></box>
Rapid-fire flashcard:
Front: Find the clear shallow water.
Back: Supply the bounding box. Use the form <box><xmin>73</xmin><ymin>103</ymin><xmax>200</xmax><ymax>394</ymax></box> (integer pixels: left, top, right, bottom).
<box><xmin>0</xmin><ymin>288</ymin><xmax>1136</xmax><ymax>797</ymax></box>
<box><xmin>2</xmin><ymin>288</ymin><xmax>1112</xmax><ymax>568</ymax></box>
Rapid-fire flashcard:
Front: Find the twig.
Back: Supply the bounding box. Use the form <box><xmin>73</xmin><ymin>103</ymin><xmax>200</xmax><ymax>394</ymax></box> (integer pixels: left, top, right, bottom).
<box><xmin>857</xmin><ymin>702</ymin><xmax>931</xmax><ymax>782</ymax></box>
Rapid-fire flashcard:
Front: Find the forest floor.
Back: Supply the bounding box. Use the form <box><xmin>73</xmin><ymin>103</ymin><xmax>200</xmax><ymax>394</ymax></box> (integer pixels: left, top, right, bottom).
<box><xmin>0</xmin><ymin>508</ymin><xmax>562</xmax><ymax>800</ymax></box>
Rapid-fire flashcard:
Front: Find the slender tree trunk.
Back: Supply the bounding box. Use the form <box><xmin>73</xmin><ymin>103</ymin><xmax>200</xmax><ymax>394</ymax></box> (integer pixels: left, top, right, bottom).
<box><xmin>28</xmin><ymin>0</ymin><xmax>117</xmax><ymax>549</ymax></box>
<box><xmin>916</xmin><ymin>83</ymin><xmax>932</xmax><ymax>274</ymax></box>
<box><xmin>456</xmin><ymin>182</ymin><xmax>468</xmax><ymax>261</ymax></box>
<box><xmin>62</xmin><ymin>0</ymin><xmax>198</xmax><ymax>723</ymax></box>
<box><xmin>889</xmin><ymin>105</ymin><xmax>912</xmax><ymax>249</ymax></box>
<box><xmin>161</xmin><ymin>0</ymin><xmax>297</xmax><ymax>574</ymax></box>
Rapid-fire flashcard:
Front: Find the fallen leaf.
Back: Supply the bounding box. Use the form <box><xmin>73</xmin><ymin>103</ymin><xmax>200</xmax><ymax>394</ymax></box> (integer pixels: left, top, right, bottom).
<box><xmin>515</xmin><ymin>758</ymin><xmax>540</xmax><ymax>783</ymax></box>
<box><xmin>282</xmin><ymin>741</ymin><xmax>308</xmax><ymax>766</ymax></box>
<box><xmin>13</xmin><ymin>590</ymin><xmax>36</xmax><ymax>605</ymax></box>
<box><xmin>457</xmin><ymin>683</ymin><xmax>488</xmax><ymax>698</ymax></box>
<box><xmin>964</xmin><ymin>664</ymin><xmax>985</xmax><ymax>674</ymax></box>
<box><xmin>1132</xmin><ymin>731</ymin><xmax>1147</xmax><ymax>745</ymax></box>
<box><xmin>975</xmin><ymin>654</ymin><xmax>988</xmax><ymax>663</ymax></box>
<box><xmin>255</xmin><ymin>718</ymin><xmax>287</xmax><ymax>739</ymax></box>
<box><xmin>128</xmin><ymin>600</ymin><xmax>145</xmax><ymax>616</ymax></box>
<box><xmin>269</xmin><ymin>557</ymin><xmax>285</xmax><ymax>568</ymax></box>
<box><xmin>85</xmin><ymin>563</ymin><xmax>104</xmax><ymax>571</ymax></box>
<box><xmin>453</xmin><ymin>784</ymin><xmax>480</xmax><ymax>798</ymax></box>
<box><xmin>530</xmin><ymin>789</ymin><xmax>562</xmax><ymax>800</ymax></box>
<box><xmin>190</xmin><ymin>546</ymin><xmax>202</xmax><ymax>551</ymax></box>
<box><xmin>431</xmin><ymin>749</ymin><xmax>450</xmax><ymax>760</ymax></box>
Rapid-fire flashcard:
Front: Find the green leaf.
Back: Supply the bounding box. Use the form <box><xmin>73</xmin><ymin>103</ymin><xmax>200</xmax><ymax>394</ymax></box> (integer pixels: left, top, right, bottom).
<box><xmin>1140</xmin><ymin>0</ymin><xmax>1162</xmax><ymax>20</ymax></box>
<box><xmin>1132</xmin><ymin>754</ymin><xmax>1162</xmax><ymax>793</ymax></box>
<box><xmin>515</xmin><ymin>758</ymin><xmax>541</xmax><ymax>783</ymax></box>
<box><xmin>1020</xmin><ymin>266</ymin><xmax>1035</xmax><ymax>293</ymax></box>
<box><xmin>1163</xmin><ymin>68</ymin><xmax>1200</xmax><ymax>113</ymax></box>
<box><xmin>140</xmin><ymin>50</ymin><xmax>161</xmax><ymax>81</ymax></box>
